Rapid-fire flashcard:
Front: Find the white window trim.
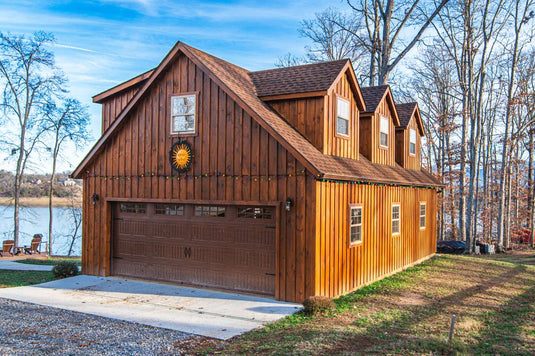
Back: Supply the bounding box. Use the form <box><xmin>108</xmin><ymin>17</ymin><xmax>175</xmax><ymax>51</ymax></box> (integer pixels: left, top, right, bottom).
<box><xmin>392</xmin><ymin>203</ymin><xmax>401</xmax><ymax>236</ymax></box>
<box><xmin>379</xmin><ymin>115</ymin><xmax>389</xmax><ymax>148</ymax></box>
<box><xmin>349</xmin><ymin>205</ymin><xmax>363</xmax><ymax>245</ymax></box>
<box><xmin>409</xmin><ymin>128</ymin><xmax>417</xmax><ymax>156</ymax></box>
<box><xmin>419</xmin><ymin>202</ymin><xmax>426</xmax><ymax>229</ymax></box>
<box><xmin>170</xmin><ymin>93</ymin><xmax>197</xmax><ymax>135</ymax></box>
<box><xmin>336</xmin><ymin>96</ymin><xmax>350</xmax><ymax>137</ymax></box>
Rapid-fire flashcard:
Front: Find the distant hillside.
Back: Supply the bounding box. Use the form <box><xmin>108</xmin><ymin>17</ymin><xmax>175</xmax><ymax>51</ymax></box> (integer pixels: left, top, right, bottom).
<box><xmin>0</xmin><ymin>170</ymin><xmax>82</xmax><ymax>199</ymax></box>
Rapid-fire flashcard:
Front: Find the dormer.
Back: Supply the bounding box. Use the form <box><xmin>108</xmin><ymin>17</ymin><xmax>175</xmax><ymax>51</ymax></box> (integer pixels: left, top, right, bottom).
<box><xmin>359</xmin><ymin>86</ymin><xmax>400</xmax><ymax>166</ymax></box>
<box><xmin>395</xmin><ymin>102</ymin><xmax>424</xmax><ymax>170</ymax></box>
<box><xmin>250</xmin><ymin>60</ymin><xmax>366</xmax><ymax>160</ymax></box>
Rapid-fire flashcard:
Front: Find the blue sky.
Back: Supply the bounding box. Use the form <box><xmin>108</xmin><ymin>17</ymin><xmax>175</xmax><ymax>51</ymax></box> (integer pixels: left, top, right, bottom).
<box><xmin>0</xmin><ymin>0</ymin><xmax>342</xmax><ymax>173</ymax></box>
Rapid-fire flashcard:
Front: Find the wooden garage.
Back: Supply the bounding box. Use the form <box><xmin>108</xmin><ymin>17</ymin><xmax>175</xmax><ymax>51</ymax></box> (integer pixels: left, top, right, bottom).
<box><xmin>73</xmin><ymin>41</ymin><xmax>442</xmax><ymax>303</ymax></box>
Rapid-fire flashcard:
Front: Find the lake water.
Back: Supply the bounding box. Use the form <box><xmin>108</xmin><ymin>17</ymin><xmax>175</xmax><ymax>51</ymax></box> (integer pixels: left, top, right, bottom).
<box><xmin>0</xmin><ymin>206</ymin><xmax>82</xmax><ymax>256</ymax></box>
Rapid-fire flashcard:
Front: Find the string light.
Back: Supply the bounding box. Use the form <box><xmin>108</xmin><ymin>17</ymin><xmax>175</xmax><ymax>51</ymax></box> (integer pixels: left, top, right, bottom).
<box><xmin>86</xmin><ymin>169</ymin><xmax>438</xmax><ymax>190</ymax></box>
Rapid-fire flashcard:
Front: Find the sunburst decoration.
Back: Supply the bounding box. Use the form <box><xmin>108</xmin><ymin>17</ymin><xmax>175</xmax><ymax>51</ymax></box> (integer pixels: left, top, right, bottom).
<box><xmin>169</xmin><ymin>140</ymin><xmax>193</xmax><ymax>172</ymax></box>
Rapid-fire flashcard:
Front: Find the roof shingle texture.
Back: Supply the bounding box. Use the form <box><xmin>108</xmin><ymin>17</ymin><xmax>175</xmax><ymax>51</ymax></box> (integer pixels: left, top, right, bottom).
<box><xmin>395</xmin><ymin>102</ymin><xmax>417</xmax><ymax>128</ymax></box>
<box><xmin>184</xmin><ymin>44</ymin><xmax>441</xmax><ymax>187</ymax></box>
<box><xmin>360</xmin><ymin>85</ymin><xmax>389</xmax><ymax>113</ymax></box>
<box><xmin>249</xmin><ymin>60</ymin><xmax>348</xmax><ymax>97</ymax></box>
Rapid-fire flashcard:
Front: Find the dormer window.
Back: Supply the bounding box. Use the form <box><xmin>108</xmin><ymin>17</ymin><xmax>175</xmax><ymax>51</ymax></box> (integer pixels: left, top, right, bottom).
<box><xmin>380</xmin><ymin>115</ymin><xmax>389</xmax><ymax>148</ymax></box>
<box><xmin>336</xmin><ymin>97</ymin><xmax>350</xmax><ymax>136</ymax></box>
<box><xmin>171</xmin><ymin>93</ymin><xmax>196</xmax><ymax>135</ymax></box>
<box><xmin>409</xmin><ymin>128</ymin><xmax>417</xmax><ymax>156</ymax></box>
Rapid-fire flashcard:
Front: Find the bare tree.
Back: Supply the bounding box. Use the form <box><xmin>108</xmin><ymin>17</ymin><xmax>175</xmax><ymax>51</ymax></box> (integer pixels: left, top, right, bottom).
<box><xmin>0</xmin><ymin>31</ymin><xmax>64</xmax><ymax>248</ymax></box>
<box><xmin>497</xmin><ymin>0</ymin><xmax>534</xmax><ymax>250</ymax></box>
<box><xmin>339</xmin><ymin>0</ymin><xmax>450</xmax><ymax>85</ymax></box>
<box><xmin>43</xmin><ymin>98</ymin><xmax>89</xmax><ymax>255</ymax></box>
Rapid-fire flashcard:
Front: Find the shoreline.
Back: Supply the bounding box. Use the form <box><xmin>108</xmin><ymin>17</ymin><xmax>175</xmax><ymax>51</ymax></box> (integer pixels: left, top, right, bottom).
<box><xmin>0</xmin><ymin>197</ymin><xmax>82</xmax><ymax>208</ymax></box>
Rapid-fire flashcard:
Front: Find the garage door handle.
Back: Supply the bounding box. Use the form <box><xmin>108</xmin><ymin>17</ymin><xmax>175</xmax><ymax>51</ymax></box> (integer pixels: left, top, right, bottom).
<box><xmin>265</xmin><ymin>273</ymin><xmax>275</xmax><ymax>276</ymax></box>
<box><xmin>112</xmin><ymin>256</ymin><xmax>123</xmax><ymax>259</ymax></box>
<box><xmin>184</xmin><ymin>247</ymin><xmax>191</xmax><ymax>258</ymax></box>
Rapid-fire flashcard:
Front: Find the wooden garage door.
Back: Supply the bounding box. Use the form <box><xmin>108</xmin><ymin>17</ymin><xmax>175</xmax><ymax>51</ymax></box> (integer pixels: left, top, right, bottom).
<box><xmin>111</xmin><ymin>202</ymin><xmax>276</xmax><ymax>295</ymax></box>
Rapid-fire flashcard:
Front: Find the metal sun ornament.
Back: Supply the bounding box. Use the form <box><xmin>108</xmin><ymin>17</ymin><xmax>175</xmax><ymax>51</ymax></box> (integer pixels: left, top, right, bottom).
<box><xmin>169</xmin><ymin>140</ymin><xmax>193</xmax><ymax>173</ymax></box>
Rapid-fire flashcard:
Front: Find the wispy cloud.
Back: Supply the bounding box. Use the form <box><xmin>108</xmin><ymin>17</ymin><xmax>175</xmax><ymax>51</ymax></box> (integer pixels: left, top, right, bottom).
<box><xmin>53</xmin><ymin>43</ymin><xmax>98</xmax><ymax>53</ymax></box>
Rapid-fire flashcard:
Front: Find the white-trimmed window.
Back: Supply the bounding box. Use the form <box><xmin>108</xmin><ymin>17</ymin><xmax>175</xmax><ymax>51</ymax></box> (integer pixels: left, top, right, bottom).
<box><xmin>380</xmin><ymin>115</ymin><xmax>389</xmax><ymax>147</ymax></box>
<box><xmin>409</xmin><ymin>129</ymin><xmax>417</xmax><ymax>156</ymax></box>
<box><xmin>171</xmin><ymin>94</ymin><xmax>196</xmax><ymax>134</ymax></box>
<box><xmin>392</xmin><ymin>204</ymin><xmax>400</xmax><ymax>235</ymax></box>
<box><xmin>336</xmin><ymin>97</ymin><xmax>350</xmax><ymax>136</ymax></box>
<box><xmin>349</xmin><ymin>205</ymin><xmax>363</xmax><ymax>244</ymax></box>
<box><xmin>420</xmin><ymin>202</ymin><xmax>426</xmax><ymax>229</ymax></box>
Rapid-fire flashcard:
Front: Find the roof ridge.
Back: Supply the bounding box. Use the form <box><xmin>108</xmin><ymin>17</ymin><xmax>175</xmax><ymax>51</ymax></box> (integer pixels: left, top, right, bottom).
<box><xmin>250</xmin><ymin>59</ymin><xmax>348</xmax><ymax>74</ymax></box>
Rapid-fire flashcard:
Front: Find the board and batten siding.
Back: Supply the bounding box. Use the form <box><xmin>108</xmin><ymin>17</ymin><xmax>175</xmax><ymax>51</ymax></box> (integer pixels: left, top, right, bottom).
<box><xmin>313</xmin><ymin>181</ymin><xmax>437</xmax><ymax>298</ymax></box>
<box><xmin>82</xmin><ymin>52</ymin><xmax>317</xmax><ymax>303</ymax></box>
<box><xmin>395</xmin><ymin>117</ymin><xmax>421</xmax><ymax>170</ymax></box>
<box><xmin>267</xmin><ymin>97</ymin><xmax>325</xmax><ymax>153</ymax></box>
<box><xmin>359</xmin><ymin>100</ymin><xmax>397</xmax><ymax>166</ymax></box>
<box><xmin>101</xmin><ymin>86</ymin><xmax>141</xmax><ymax>133</ymax></box>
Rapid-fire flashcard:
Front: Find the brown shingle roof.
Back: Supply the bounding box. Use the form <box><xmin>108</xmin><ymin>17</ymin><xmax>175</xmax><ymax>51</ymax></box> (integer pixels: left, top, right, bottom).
<box><xmin>395</xmin><ymin>102</ymin><xmax>417</xmax><ymax>128</ymax></box>
<box><xmin>249</xmin><ymin>60</ymin><xmax>348</xmax><ymax>97</ymax></box>
<box><xmin>73</xmin><ymin>42</ymin><xmax>441</xmax><ymax>187</ymax></box>
<box><xmin>360</xmin><ymin>85</ymin><xmax>389</xmax><ymax>113</ymax></box>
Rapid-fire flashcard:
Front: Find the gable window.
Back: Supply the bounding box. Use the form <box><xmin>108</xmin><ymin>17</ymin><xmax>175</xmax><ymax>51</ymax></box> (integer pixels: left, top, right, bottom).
<box><xmin>336</xmin><ymin>97</ymin><xmax>350</xmax><ymax>136</ymax></box>
<box><xmin>409</xmin><ymin>129</ymin><xmax>417</xmax><ymax>156</ymax></box>
<box><xmin>380</xmin><ymin>115</ymin><xmax>389</xmax><ymax>148</ymax></box>
<box><xmin>171</xmin><ymin>94</ymin><xmax>196</xmax><ymax>135</ymax></box>
<box><xmin>349</xmin><ymin>205</ymin><xmax>363</xmax><ymax>244</ymax></box>
<box><xmin>420</xmin><ymin>203</ymin><xmax>426</xmax><ymax>229</ymax></box>
<box><xmin>392</xmin><ymin>204</ymin><xmax>400</xmax><ymax>235</ymax></box>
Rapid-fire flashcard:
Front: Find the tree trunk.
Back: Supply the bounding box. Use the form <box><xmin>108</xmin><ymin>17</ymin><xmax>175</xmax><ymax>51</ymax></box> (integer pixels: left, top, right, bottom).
<box><xmin>48</xmin><ymin>129</ymin><xmax>60</xmax><ymax>256</ymax></box>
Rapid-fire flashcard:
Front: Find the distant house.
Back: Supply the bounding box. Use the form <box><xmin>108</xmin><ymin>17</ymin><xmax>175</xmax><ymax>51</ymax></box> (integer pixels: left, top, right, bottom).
<box><xmin>63</xmin><ymin>178</ymin><xmax>76</xmax><ymax>187</ymax></box>
<box><xmin>73</xmin><ymin>41</ymin><xmax>442</xmax><ymax>303</ymax></box>
<box><xmin>28</xmin><ymin>179</ymin><xmax>41</xmax><ymax>185</ymax></box>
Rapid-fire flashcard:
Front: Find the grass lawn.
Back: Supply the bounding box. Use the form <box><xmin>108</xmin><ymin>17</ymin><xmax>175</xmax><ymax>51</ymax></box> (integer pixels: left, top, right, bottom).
<box><xmin>0</xmin><ymin>270</ymin><xmax>56</xmax><ymax>288</ymax></box>
<box><xmin>15</xmin><ymin>257</ymin><xmax>81</xmax><ymax>267</ymax></box>
<box><xmin>197</xmin><ymin>251</ymin><xmax>535</xmax><ymax>355</ymax></box>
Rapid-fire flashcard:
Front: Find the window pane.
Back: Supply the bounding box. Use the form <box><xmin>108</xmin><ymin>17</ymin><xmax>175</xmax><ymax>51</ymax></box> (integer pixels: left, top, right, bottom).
<box><xmin>392</xmin><ymin>220</ymin><xmax>400</xmax><ymax>234</ymax></box>
<box><xmin>380</xmin><ymin>116</ymin><xmax>389</xmax><ymax>134</ymax></box>
<box><xmin>337</xmin><ymin>117</ymin><xmax>349</xmax><ymax>136</ymax></box>
<box><xmin>410</xmin><ymin>142</ymin><xmax>416</xmax><ymax>155</ymax></box>
<box><xmin>238</xmin><ymin>207</ymin><xmax>273</xmax><ymax>219</ymax></box>
<box><xmin>171</xmin><ymin>95</ymin><xmax>195</xmax><ymax>115</ymax></box>
<box><xmin>194</xmin><ymin>205</ymin><xmax>225</xmax><ymax>217</ymax></box>
<box><xmin>420</xmin><ymin>216</ymin><xmax>426</xmax><ymax>228</ymax></box>
<box><xmin>380</xmin><ymin>132</ymin><xmax>388</xmax><ymax>147</ymax></box>
<box><xmin>171</xmin><ymin>94</ymin><xmax>196</xmax><ymax>134</ymax></box>
<box><xmin>410</xmin><ymin>129</ymin><xmax>417</xmax><ymax>143</ymax></box>
<box><xmin>392</xmin><ymin>206</ymin><xmax>400</xmax><ymax>219</ymax></box>
<box><xmin>155</xmin><ymin>204</ymin><xmax>184</xmax><ymax>216</ymax></box>
<box><xmin>337</xmin><ymin>97</ymin><xmax>349</xmax><ymax>119</ymax></box>
<box><xmin>120</xmin><ymin>203</ymin><xmax>146</xmax><ymax>214</ymax></box>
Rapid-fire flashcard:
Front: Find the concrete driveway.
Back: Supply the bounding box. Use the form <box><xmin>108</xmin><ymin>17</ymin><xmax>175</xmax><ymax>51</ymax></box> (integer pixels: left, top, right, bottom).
<box><xmin>0</xmin><ymin>275</ymin><xmax>301</xmax><ymax>339</ymax></box>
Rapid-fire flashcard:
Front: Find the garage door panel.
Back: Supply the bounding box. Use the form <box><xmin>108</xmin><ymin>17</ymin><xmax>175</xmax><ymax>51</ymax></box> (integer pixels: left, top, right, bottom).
<box><xmin>112</xmin><ymin>203</ymin><xmax>276</xmax><ymax>295</ymax></box>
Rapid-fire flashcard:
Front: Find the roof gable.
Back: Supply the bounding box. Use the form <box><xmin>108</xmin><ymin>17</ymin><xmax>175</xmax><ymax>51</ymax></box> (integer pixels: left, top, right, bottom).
<box><xmin>395</xmin><ymin>102</ymin><xmax>424</xmax><ymax>136</ymax></box>
<box><xmin>360</xmin><ymin>85</ymin><xmax>400</xmax><ymax>126</ymax></box>
<box><xmin>73</xmin><ymin>41</ymin><xmax>329</xmax><ymax>178</ymax></box>
<box><xmin>72</xmin><ymin>42</ymin><xmax>440</xmax><ymax>187</ymax></box>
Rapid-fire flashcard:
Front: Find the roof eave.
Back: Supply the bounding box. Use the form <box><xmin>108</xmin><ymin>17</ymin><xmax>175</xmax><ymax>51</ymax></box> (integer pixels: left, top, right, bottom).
<box><xmin>92</xmin><ymin>69</ymin><xmax>155</xmax><ymax>103</ymax></box>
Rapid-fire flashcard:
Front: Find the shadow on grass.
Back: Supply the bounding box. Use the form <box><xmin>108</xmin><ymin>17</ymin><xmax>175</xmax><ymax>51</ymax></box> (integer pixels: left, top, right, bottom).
<box><xmin>475</xmin><ymin>282</ymin><xmax>535</xmax><ymax>355</ymax></box>
<box><xmin>328</xmin><ymin>259</ymin><xmax>531</xmax><ymax>354</ymax></box>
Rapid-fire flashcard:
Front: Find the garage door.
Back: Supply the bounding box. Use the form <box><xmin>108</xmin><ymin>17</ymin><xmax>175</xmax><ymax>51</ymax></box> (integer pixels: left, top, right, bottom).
<box><xmin>111</xmin><ymin>202</ymin><xmax>276</xmax><ymax>295</ymax></box>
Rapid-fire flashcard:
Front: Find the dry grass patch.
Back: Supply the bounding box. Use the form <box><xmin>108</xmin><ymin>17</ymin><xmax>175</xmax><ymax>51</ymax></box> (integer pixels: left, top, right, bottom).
<box><xmin>195</xmin><ymin>252</ymin><xmax>535</xmax><ymax>355</ymax></box>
